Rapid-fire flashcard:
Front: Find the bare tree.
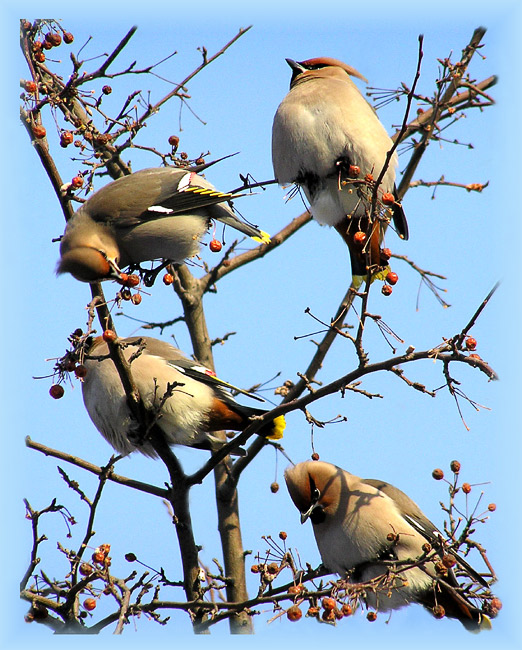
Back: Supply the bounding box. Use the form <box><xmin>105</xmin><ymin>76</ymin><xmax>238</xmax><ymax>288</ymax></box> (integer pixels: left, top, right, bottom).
<box><xmin>20</xmin><ymin>20</ymin><xmax>500</xmax><ymax>635</ymax></box>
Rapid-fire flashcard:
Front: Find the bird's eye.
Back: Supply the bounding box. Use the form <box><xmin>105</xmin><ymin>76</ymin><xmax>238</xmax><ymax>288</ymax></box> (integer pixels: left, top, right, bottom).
<box><xmin>310</xmin><ymin>506</ymin><xmax>326</xmax><ymax>525</ymax></box>
<box><xmin>312</xmin><ymin>487</ymin><xmax>321</xmax><ymax>503</ymax></box>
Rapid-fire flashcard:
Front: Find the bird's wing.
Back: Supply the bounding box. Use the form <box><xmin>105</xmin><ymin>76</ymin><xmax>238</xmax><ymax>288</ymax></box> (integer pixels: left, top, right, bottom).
<box><xmin>166</xmin><ymin>358</ymin><xmax>266</xmax><ymax>403</ymax></box>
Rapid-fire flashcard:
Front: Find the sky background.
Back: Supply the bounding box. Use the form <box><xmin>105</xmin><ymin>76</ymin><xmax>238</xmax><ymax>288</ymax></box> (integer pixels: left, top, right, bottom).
<box><xmin>3</xmin><ymin>2</ymin><xmax>522</xmax><ymax>649</ymax></box>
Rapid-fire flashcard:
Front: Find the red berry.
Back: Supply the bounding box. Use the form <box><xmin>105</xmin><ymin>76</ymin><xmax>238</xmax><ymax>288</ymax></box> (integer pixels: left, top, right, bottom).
<box><xmin>49</xmin><ymin>384</ymin><xmax>64</xmax><ymax>399</ymax></box>
<box><xmin>74</xmin><ymin>364</ymin><xmax>88</xmax><ymax>379</ymax></box>
<box><xmin>79</xmin><ymin>563</ymin><xmax>94</xmax><ymax>576</ymax></box>
<box><xmin>125</xmin><ymin>274</ymin><xmax>140</xmax><ymax>287</ymax></box>
<box><xmin>488</xmin><ymin>503</ymin><xmax>496</xmax><ymax>512</ymax></box>
<box><xmin>348</xmin><ymin>164</ymin><xmax>360</xmax><ymax>178</ymax></box>
<box><xmin>322</xmin><ymin>597</ymin><xmax>336</xmax><ymax>611</ymax></box>
<box><xmin>381</xmin><ymin>247</ymin><xmax>392</xmax><ymax>260</ymax></box>
<box><xmin>311</xmin><ymin>452</ymin><xmax>320</xmax><ymax>461</ymax></box>
<box><xmin>462</xmin><ymin>483</ymin><xmax>472</xmax><ymax>494</ymax></box>
<box><xmin>102</xmin><ymin>329</ymin><xmax>117</xmax><ymax>343</ymax></box>
<box><xmin>365</xmin><ymin>173</ymin><xmax>374</xmax><ymax>183</ymax></box>
<box><xmin>60</xmin><ymin>131</ymin><xmax>74</xmax><ymax>147</ymax></box>
<box><xmin>71</xmin><ymin>176</ymin><xmax>84</xmax><ymax>189</ymax></box>
<box><xmin>288</xmin><ymin>584</ymin><xmax>304</xmax><ymax>595</ymax></box>
<box><xmin>307</xmin><ymin>606</ymin><xmax>320</xmax><ymax>617</ymax></box>
<box><xmin>279</xmin><ymin>531</ymin><xmax>287</xmax><ymax>541</ymax></box>
<box><xmin>45</xmin><ymin>32</ymin><xmax>62</xmax><ymax>47</ymax></box>
<box><xmin>465</xmin><ymin>337</ymin><xmax>477</xmax><ymax>351</ymax></box>
<box><xmin>442</xmin><ymin>554</ymin><xmax>456</xmax><ymax>568</ymax></box>
<box><xmin>250</xmin><ymin>564</ymin><xmax>260</xmax><ymax>573</ymax></box>
<box><xmin>34</xmin><ymin>51</ymin><xmax>46</xmax><ymax>63</ymax></box>
<box><xmin>168</xmin><ymin>135</ymin><xmax>180</xmax><ymax>148</ymax></box>
<box><xmin>386</xmin><ymin>271</ymin><xmax>398</xmax><ymax>285</ymax></box>
<box><xmin>381</xmin><ymin>284</ymin><xmax>393</xmax><ymax>296</ymax></box>
<box><xmin>432</xmin><ymin>468</ymin><xmax>444</xmax><ymax>480</ymax></box>
<box><xmin>163</xmin><ymin>273</ymin><xmax>174</xmax><ymax>285</ymax></box>
<box><xmin>63</xmin><ymin>32</ymin><xmax>74</xmax><ymax>44</ymax></box>
<box><xmin>450</xmin><ymin>460</ymin><xmax>461</xmax><ymax>473</ymax></box>
<box><xmin>83</xmin><ymin>598</ymin><xmax>96</xmax><ymax>611</ymax></box>
<box><xmin>131</xmin><ymin>293</ymin><xmax>142</xmax><ymax>305</ymax></box>
<box><xmin>92</xmin><ymin>551</ymin><xmax>105</xmax><ymax>564</ymax></box>
<box><xmin>24</xmin><ymin>80</ymin><xmax>37</xmax><ymax>94</ymax></box>
<box><xmin>353</xmin><ymin>231</ymin><xmax>366</xmax><ymax>246</ymax></box>
<box><xmin>433</xmin><ymin>604</ymin><xmax>445</xmax><ymax>619</ymax></box>
<box><xmin>32</xmin><ymin>125</ymin><xmax>46</xmax><ymax>139</ymax></box>
<box><xmin>209</xmin><ymin>239</ymin><xmax>222</xmax><ymax>252</ymax></box>
<box><xmin>366</xmin><ymin>611</ymin><xmax>377</xmax><ymax>622</ymax></box>
<box><xmin>382</xmin><ymin>192</ymin><xmax>395</xmax><ymax>205</ymax></box>
<box><xmin>287</xmin><ymin>605</ymin><xmax>302</xmax><ymax>622</ymax></box>
<box><xmin>341</xmin><ymin>603</ymin><xmax>353</xmax><ymax>616</ymax></box>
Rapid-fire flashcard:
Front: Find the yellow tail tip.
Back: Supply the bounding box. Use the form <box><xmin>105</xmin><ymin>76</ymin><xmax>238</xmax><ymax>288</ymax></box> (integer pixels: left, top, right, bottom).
<box><xmin>266</xmin><ymin>415</ymin><xmax>285</xmax><ymax>440</ymax></box>
<box><xmin>252</xmin><ymin>230</ymin><xmax>271</xmax><ymax>245</ymax></box>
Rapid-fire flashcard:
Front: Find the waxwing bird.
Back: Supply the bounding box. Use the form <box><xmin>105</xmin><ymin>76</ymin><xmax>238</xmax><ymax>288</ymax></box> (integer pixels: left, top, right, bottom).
<box><xmin>81</xmin><ymin>336</ymin><xmax>285</xmax><ymax>456</ymax></box>
<box><xmin>58</xmin><ymin>167</ymin><xmax>269</xmax><ymax>283</ymax></box>
<box><xmin>284</xmin><ymin>460</ymin><xmax>492</xmax><ymax>631</ymax></box>
<box><xmin>272</xmin><ymin>57</ymin><xmax>408</xmax><ymax>282</ymax></box>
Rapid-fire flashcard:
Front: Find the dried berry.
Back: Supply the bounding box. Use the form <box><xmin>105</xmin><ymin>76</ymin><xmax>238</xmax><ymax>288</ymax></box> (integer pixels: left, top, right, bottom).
<box><xmin>63</xmin><ymin>32</ymin><xmax>74</xmax><ymax>44</ymax></box>
<box><xmin>168</xmin><ymin>135</ymin><xmax>180</xmax><ymax>149</ymax></box>
<box><xmin>341</xmin><ymin>603</ymin><xmax>353</xmax><ymax>616</ymax></box>
<box><xmin>267</xmin><ymin>563</ymin><xmax>279</xmax><ymax>575</ymax></box>
<box><xmin>92</xmin><ymin>551</ymin><xmax>105</xmax><ymax>564</ymax></box>
<box><xmin>366</xmin><ymin>611</ymin><xmax>377</xmax><ymax>622</ymax></box>
<box><xmin>279</xmin><ymin>531</ymin><xmax>287</xmax><ymax>541</ymax></box>
<box><xmin>462</xmin><ymin>483</ymin><xmax>472</xmax><ymax>494</ymax></box>
<box><xmin>441</xmin><ymin>554</ymin><xmax>456</xmax><ymax>568</ymax></box>
<box><xmin>270</xmin><ymin>482</ymin><xmax>279</xmax><ymax>493</ymax></box>
<box><xmin>49</xmin><ymin>384</ymin><xmax>64</xmax><ymax>399</ymax></box>
<box><xmin>71</xmin><ymin>176</ymin><xmax>84</xmax><ymax>189</ymax></box>
<box><xmin>382</xmin><ymin>192</ymin><xmax>395</xmax><ymax>205</ymax></box>
<box><xmin>79</xmin><ymin>563</ymin><xmax>94</xmax><ymax>576</ymax></box>
<box><xmin>322</xmin><ymin>597</ymin><xmax>336</xmax><ymax>611</ymax></box>
<box><xmin>450</xmin><ymin>460</ymin><xmax>461</xmax><ymax>473</ymax></box>
<box><xmin>83</xmin><ymin>598</ymin><xmax>96</xmax><ymax>611</ymax></box>
<box><xmin>24</xmin><ymin>80</ymin><xmax>37</xmax><ymax>94</ymax></box>
<box><xmin>432</xmin><ymin>468</ymin><xmax>444</xmax><ymax>480</ymax></box>
<box><xmin>287</xmin><ymin>605</ymin><xmax>302</xmax><ymax>622</ymax></box>
<box><xmin>433</xmin><ymin>604</ymin><xmax>445</xmax><ymax>619</ymax></box>
<box><xmin>465</xmin><ymin>337</ymin><xmax>477</xmax><ymax>351</ymax></box>
<box><xmin>102</xmin><ymin>329</ymin><xmax>117</xmax><ymax>343</ymax></box>
<box><xmin>365</xmin><ymin>173</ymin><xmax>374</xmax><ymax>183</ymax></box>
<box><xmin>32</xmin><ymin>125</ymin><xmax>46</xmax><ymax>139</ymax></box>
<box><xmin>34</xmin><ymin>51</ymin><xmax>46</xmax><ymax>63</ymax></box>
<box><xmin>488</xmin><ymin>503</ymin><xmax>496</xmax><ymax>512</ymax></box>
<box><xmin>311</xmin><ymin>452</ymin><xmax>320</xmax><ymax>461</ymax></box>
<box><xmin>307</xmin><ymin>606</ymin><xmax>320</xmax><ymax>617</ymax></box>
<box><xmin>288</xmin><ymin>584</ymin><xmax>304</xmax><ymax>595</ymax></box>
<box><xmin>348</xmin><ymin>164</ymin><xmax>360</xmax><ymax>177</ymax></box>
<box><xmin>60</xmin><ymin>131</ymin><xmax>74</xmax><ymax>147</ymax></box>
<box><xmin>209</xmin><ymin>239</ymin><xmax>222</xmax><ymax>253</ymax></box>
<box><xmin>102</xmin><ymin>85</ymin><xmax>112</xmax><ymax>95</ymax></box>
<box><xmin>250</xmin><ymin>564</ymin><xmax>260</xmax><ymax>574</ymax></box>
<box><xmin>131</xmin><ymin>293</ymin><xmax>142</xmax><ymax>305</ymax></box>
<box><xmin>381</xmin><ymin>247</ymin><xmax>392</xmax><ymax>260</ymax></box>
<box><xmin>353</xmin><ymin>231</ymin><xmax>366</xmax><ymax>246</ymax></box>
<box><xmin>74</xmin><ymin>364</ymin><xmax>88</xmax><ymax>379</ymax></box>
<box><xmin>381</xmin><ymin>284</ymin><xmax>393</xmax><ymax>296</ymax></box>
<box><xmin>125</xmin><ymin>553</ymin><xmax>137</xmax><ymax>562</ymax></box>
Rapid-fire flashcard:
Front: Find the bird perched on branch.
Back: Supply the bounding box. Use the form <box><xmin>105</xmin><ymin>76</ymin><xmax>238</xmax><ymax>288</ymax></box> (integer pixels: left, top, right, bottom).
<box><xmin>284</xmin><ymin>460</ymin><xmax>492</xmax><ymax>631</ymax></box>
<box><xmin>80</xmin><ymin>336</ymin><xmax>285</xmax><ymax>456</ymax></box>
<box><xmin>57</xmin><ymin>167</ymin><xmax>269</xmax><ymax>283</ymax></box>
<box><xmin>272</xmin><ymin>57</ymin><xmax>408</xmax><ymax>283</ymax></box>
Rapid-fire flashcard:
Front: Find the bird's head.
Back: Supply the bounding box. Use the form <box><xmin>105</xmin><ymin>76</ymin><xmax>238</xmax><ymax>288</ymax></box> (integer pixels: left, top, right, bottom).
<box><xmin>284</xmin><ymin>460</ymin><xmax>342</xmax><ymax>525</ymax></box>
<box><xmin>285</xmin><ymin>57</ymin><xmax>368</xmax><ymax>88</ymax></box>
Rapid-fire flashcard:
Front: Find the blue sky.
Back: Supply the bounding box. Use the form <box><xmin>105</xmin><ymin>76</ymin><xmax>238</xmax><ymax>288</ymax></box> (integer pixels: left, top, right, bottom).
<box><xmin>3</xmin><ymin>2</ymin><xmax>522</xmax><ymax>648</ymax></box>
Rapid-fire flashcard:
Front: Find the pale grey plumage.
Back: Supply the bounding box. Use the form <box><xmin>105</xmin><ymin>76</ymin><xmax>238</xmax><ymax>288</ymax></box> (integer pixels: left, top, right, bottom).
<box><xmin>58</xmin><ymin>167</ymin><xmax>267</xmax><ymax>282</ymax></box>
<box><xmin>81</xmin><ymin>336</ymin><xmax>285</xmax><ymax>457</ymax></box>
<box><xmin>284</xmin><ymin>460</ymin><xmax>491</xmax><ymax>631</ymax></box>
